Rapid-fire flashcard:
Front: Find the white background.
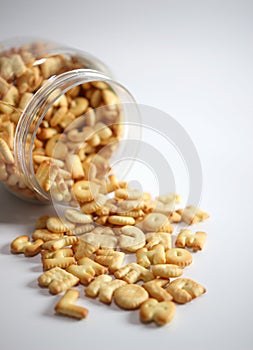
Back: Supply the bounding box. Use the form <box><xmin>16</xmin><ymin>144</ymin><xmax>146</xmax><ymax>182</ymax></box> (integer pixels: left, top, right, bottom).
<box><xmin>0</xmin><ymin>1</ymin><xmax>252</xmax><ymax>349</ymax></box>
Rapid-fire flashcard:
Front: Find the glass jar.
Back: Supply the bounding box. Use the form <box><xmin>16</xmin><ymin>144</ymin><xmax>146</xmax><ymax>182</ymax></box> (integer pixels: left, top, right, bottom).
<box><xmin>0</xmin><ymin>38</ymin><xmax>140</xmax><ymax>204</ymax></box>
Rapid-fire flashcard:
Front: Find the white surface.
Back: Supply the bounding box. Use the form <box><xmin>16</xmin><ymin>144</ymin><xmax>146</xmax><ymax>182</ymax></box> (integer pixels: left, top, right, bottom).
<box><xmin>0</xmin><ymin>1</ymin><xmax>253</xmax><ymax>349</ymax></box>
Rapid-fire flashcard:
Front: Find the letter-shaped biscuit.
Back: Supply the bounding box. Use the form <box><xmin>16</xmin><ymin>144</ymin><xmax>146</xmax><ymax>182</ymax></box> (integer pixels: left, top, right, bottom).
<box><xmin>166</xmin><ymin>278</ymin><xmax>206</xmax><ymax>304</ymax></box>
<box><xmin>140</xmin><ymin>298</ymin><xmax>176</xmax><ymax>326</ymax></box>
<box><xmin>32</xmin><ymin>229</ymin><xmax>64</xmax><ymax>242</ymax></box>
<box><xmin>152</xmin><ymin>264</ymin><xmax>183</xmax><ymax>278</ymax></box>
<box><xmin>156</xmin><ymin>193</ymin><xmax>181</xmax><ymax>205</ymax></box>
<box><xmin>73</xmin><ymin>232</ymin><xmax>117</xmax><ymax>259</ymax></box>
<box><xmin>115</xmin><ymin>188</ymin><xmax>142</xmax><ymax>200</ymax></box>
<box><xmin>72</xmin><ymin>180</ymin><xmax>99</xmax><ymax>202</ymax></box>
<box><xmin>35</xmin><ymin>215</ymin><xmax>50</xmax><ymax>229</ymax></box>
<box><xmin>180</xmin><ymin>206</ymin><xmax>209</xmax><ymax>225</ymax></box>
<box><xmin>65</xmin><ymin>154</ymin><xmax>84</xmax><ymax>180</ymax></box>
<box><xmin>0</xmin><ymin>160</ymin><xmax>7</xmax><ymax>181</ymax></box>
<box><xmin>165</xmin><ymin>248</ymin><xmax>192</xmax><ymax>267</ymax></box>
<box><xmin>69</xmin><ymin>97</ymin><xmax>89</xmax><ymax>116</ymax></box>
<box><xmin>66</xmin><ymin>257</ymin><xmax>108</xmax><ymax>285</ymax></box>
<box><xmin>119</xmin><ymin>226</ymin><xmax>145</xmax><ymax>252</ymax></box>
<box><xmin>143</xmin><ymin>279</ymin><xmax>172</xmax><ymax>302</ymax></box>
<box><xmin>42</xmin><ymin>236</ymin><xmax>79</xmax><ymax>251</ymax></box>
<box><xmin>141</xmin><ymin>213</ymin><xmax>173</xmax><ymax>233</ymax></box>
<box><xmin>136</xmin><ymin>244</ymin><xmax>166</xmax><ymax>267</ymax></box>
<box><xmin>71</xmin><ymin>224</ymin><xmax>95</xmax><ymax>236</ymax></box>
<box><xmin>35</xmin><ymin>161</ymin><xmax>54</xmax><ymax>192</ymax></box>
<box><xmin>114</xmin><ymin>284</ymin><xmax>149</xmax><ymax>310</ymax></box>
<box><xmin>72</xmin><ymin>234</ymin><xmax>98</xmax><ymax>259</ymax></box>
<box><xmin>38</xmin><ymin>267</ymin><xmax>79</xmax><ymax>294</ymax></box>
<box><xmin>41</xmin><ymin>248</ymin><xmax>75</xmax><ymax>270</ymax></box>
<box><xmin>81</xmin><ymin>194</ymin><xmax>107</xmax><ymax>214</ymax></box>
<box><xmin>94</xmin><ymin>249</ymin><xmax>125</xmax><ymax>273</ymax></box>
<box><xmin>85</xmin><ymin>275</ymin><xmax>112</xmax><ymax>297</ymax></box>
<box><xmin>64</xmin><ymin>209</ymin><xmax>93</xmax><ymax>224</ymax></box>
<box><xmin>55</xmin><ymin>289</ymin><xmax>89</xmax><ymax>319</ymax></box>
<box><xmin>85</xmin><ymin>275</ymin><xmax>126</xmax><ymax>304</ymax></box>
<box><xmin>0</xmin><ymin>137</ymin><xmax>14</xmax><ymax>164</ymax></box>
<box><xmin>175</xmin><ymin>229</ymin><xmax>206</xmax><ymax>252</ymax></box>
<box><xmin>108</xmin><ymin>215</ymin><xmax>135</xmax><ymax>226</ymax></box>
<box><xmin>46</xmin><ymin>216</ymin><xmax>75</xmax><ymax>233</ymax></box>
<box><xmin>117</xmin><ymin>209</ymin><xmax>145</xmax><ymax>218</ymax></box>
<box><xmin>10</xmin><ymin>235</ymin><xmax>43</xmax><ymax>257</ymax></box>
<box><xmin>118</xmin><ymin>199</ymin><xmax>146</xmax><ymax>211</ymax></box>
<box><xmin>114</xmin><ymin>263</ymin><xmax>154</xmax><ymax>283</ymax></box>
<box><xmin>153</xmin><ymin>203</ymin><xmax>181</xmax><ymax>222</ymax></box>
<box><xmin>145</xmin><ymin>232</ymin><xmax>172</xmax><ymax>250</ymax></box>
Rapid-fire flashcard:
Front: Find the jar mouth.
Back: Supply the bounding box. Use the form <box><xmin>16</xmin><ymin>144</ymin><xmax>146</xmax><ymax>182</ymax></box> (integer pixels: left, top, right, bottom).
<box><xmin>14</xmin><ymin>68</ymin><xmax>141</xmax><ymax>201</ymax></box>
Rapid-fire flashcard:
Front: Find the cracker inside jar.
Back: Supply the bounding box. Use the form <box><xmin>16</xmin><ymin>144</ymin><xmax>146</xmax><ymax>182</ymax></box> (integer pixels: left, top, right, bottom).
<box><xmin>0</xmin><ymin>39</ymin><xmax>132</xmax><ymax>203</ymax></box>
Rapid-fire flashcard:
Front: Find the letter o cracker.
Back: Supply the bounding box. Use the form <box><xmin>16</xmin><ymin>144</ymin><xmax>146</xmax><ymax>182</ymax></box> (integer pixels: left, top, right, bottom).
<box><xmin>114</xmin><ymin>284</ymin><xmax>149</xmax><ymax>310</ymax></box>
<box><xmin>166</xmin><ymin>248</ymin><xmax>192</xmax><ymax>267</ymax></box>
<box><xmin>141</xmin><ymin>213</ymin><xmax>173</xmax><ymax>233</ymax></box>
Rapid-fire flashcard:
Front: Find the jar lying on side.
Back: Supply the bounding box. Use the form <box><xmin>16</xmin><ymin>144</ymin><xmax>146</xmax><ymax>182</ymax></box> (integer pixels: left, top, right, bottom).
<box><xmin>0</xmin><ymin>39</ymin><xmax>139</xmax><ymax>203</ymax></box>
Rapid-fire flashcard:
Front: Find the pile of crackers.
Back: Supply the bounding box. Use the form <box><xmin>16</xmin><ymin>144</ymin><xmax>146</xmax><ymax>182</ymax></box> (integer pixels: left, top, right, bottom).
<box><xmin>10</xmin><ymin>186</ymin><xmax>209</xmax><ymax>327</ymax></box>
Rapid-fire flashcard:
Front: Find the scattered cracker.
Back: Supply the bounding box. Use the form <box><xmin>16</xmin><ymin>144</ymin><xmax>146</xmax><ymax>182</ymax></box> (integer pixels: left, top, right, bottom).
<box><xmin>42</xmin><ymin>236</ymin><xmax>78</xmax><ymax>251</ymax></box>
<box><xmin>66</xmin><ymin>257</ymin><xmax>108</xmax><ymax>285</ymax></box>
<box><xmin>136</xmin><ymin>244</ymin><xmax>166</xmax><ymax>268</ymax></box>
<box><xmin>41</xmin><ymin>248</ymin><xmax>75</xmax><ymax>270</ymax></box>
<box><xmin>85</xmin><ymin>275</ymin><xmax>127</xmax><ymax>304</ymax></box>
<box><xmin>81</xmin><ymin>194</ymin><xmax>107</xmax><ymax>214</ymax></box>
<box><xmin>165</xmin><ymin>278</ymin><xmax>206</xmax><ymax>304</ymax></box>
<box><xmin>114</xmin><ymin>284</ymin><xmax>149</xmax><ymax>310</ymax></box>
<box><xmin>141</xmin><ymin>213</ymin><xmax>173</xmax><ymax>233</ymax></box>
<box><xmin>64</xmin><ymin>209</ymin><xmax>93</xmax><ymax>224</ymax></box>
<box><xmin>143</xmin><ymin>279</ymin><xmax>172</xmax><ymax>302</ymax></box>
<box><xmin>10</xmin><ymin>235</ymin><xmax>43</xmax><ymax>257</ymax></box>
<box><xmin>114</xmin><ymin>262</ymin><xmax>154</xmax><ymax>283</ymax></box>
<box><xmin>73</xmin><ymin>232</ymin><xmax>117</xmax><ymax>259</ymax></box>
<box><xmin>55</xmin><ymin>289</ymin><xmax>88</xmax><ymax>319</ymax></box>
<box><xmin>145</xmin><ymin>231</ymin><xmax>172</xmax><ymax>250</ymax></box>
<box><xmin>35</xmin><ymin>215</ymin><xmax>50</xmax><ymax>229</ymax></box>
<box><xmin>175</xmin><ymin>229</ymin><xmax>207</xmax><ymax>252</ymax></box>
<box><xmin>140</xmin><ymin>298</ymin><xmax>176</xmax><ymax>326</ymax></box>
<box><xmin>179</xmin><ymin>206</ymin><xmax>209</xmax><ymax>225</ymax></box>
<box><xmin>38</xmin><ymin>267</ymin><xmax>79</xmax><ymax>294</ymax></box>
<box><xmin>94</xmin><ymin>249</ymin><xmax>125</xmax><ymax>273</ymax></box>
<box><xmin>119</xmin><ymin>225</ymin><xmax>145</xmax><ymax>252</ymax></box>
<box><xmin>46</xmin><ymin>216</ymin><xmax>75</xmax><ymax>233</ymax></box>
<box><xmin>165</xmin><ymin>248</ymin><xmax>193</xmax><ymax>268</ymax></box>
<box><xmin>108</xmin><ymin>215</ymin><xmax>135</xmax><ymax>226</ymax></box>
<box><xmin>32</xmin><ymin>229</ymin><xmax>64</xmax><ymax>242</ymax></box>
<box><xmin>152</xmin><ymin>264</ymin><xmax>183</xmax><ymax>278</ymax></box>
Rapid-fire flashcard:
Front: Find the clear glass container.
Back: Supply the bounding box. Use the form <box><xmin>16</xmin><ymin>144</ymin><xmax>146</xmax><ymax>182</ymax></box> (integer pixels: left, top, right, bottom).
<box><xmin>0</xmin><ymin>38</ymin><xmax>140</xmax><ymax>204</ymax></box>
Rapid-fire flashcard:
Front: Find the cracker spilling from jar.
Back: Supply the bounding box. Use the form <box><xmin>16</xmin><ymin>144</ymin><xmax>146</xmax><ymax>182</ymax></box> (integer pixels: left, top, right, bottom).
<box><xmin>10</xmin><ymin>185</ymin><xmax>209</xmax><ymax>326</ymax></box>
<box><xmin>4</xmin><ymin>42</ymin><xmax>209</xmax><ymax>326</ymax></box>
<box><xmin>0</xmin><ymin>42</ymin><xmax>123</xmax><ymax>201</ymax></box>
